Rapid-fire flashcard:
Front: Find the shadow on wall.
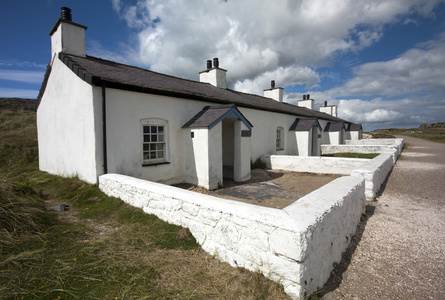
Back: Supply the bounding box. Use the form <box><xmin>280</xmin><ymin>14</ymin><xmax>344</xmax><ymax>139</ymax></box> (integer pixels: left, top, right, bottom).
<box><xmin>317</xmin><ymin>204</ymin><xmax>376</xmax><ymax>297</ymax></box>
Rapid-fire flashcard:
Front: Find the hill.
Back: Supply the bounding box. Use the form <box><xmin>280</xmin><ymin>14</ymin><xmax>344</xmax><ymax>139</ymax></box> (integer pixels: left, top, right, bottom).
<box><xmin>0</xmin><ymin>98</ymin><xmax>36</xmax><ymax>110</ymax></box>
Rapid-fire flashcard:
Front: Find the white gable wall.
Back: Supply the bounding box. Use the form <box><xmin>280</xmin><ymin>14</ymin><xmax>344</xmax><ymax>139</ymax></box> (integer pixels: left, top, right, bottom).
<box><xmin>37</xmin><ymin>59</ymin><xmax>103</xmax><ymax>184</ymax></box>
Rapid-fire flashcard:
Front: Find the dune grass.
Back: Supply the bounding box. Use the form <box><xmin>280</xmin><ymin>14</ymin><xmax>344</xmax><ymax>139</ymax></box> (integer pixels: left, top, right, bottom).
<box><xmin>0</xmin><ymin>108</ymin><xmax>289</xmax><ymax>300</ymax></box>
<box><xmin>372</xmin><ymin>128</ymin><xmax>445</xmax><ymax>143</ymax></box>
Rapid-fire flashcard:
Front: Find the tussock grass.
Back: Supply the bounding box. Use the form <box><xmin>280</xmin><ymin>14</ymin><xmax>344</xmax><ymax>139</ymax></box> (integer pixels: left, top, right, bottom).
<box><xmin>0</xmin><ymin>106</ymin><xmax>289</xmax><ymax>299</ymax></box>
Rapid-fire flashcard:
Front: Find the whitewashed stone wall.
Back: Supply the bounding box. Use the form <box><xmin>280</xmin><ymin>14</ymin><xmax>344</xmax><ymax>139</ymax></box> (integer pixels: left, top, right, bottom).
<box><xmin>262</xmin><ymin>138</ymin><xmax>403</xmax><ymax>200</ymax></box>
<box><xmin>261</xmin><ymin>155</ymin><xmax>366</xmax><ymax>175</ymax></box>
<box><xmin>351</xmin><ymin>152</ymin><xmax>395</xmax><ymax>200</ymax></box>
<box><xmin>99</xmin><ymin>174</ymin><xmax>365</xmax><ymax>299</ymax></box>
<box><xmin>346</xmin><ymin>138</ymin><xmax>404</xmax><ymax>158</ymax></box>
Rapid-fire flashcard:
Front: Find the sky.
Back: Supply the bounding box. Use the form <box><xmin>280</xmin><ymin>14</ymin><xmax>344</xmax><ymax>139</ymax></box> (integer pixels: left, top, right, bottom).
<box><xmin>1</xmin><ymin>0</ymin><xmax>445</xmax><ymax>131</ymax></box>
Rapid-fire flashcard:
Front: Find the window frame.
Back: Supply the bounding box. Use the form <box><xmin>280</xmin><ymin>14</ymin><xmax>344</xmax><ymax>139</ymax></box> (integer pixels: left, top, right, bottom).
<box><xmin>141</xmin><ymin>118</ymin><xmax>169</xmax><ymax>166</ymax></box>
<box><xmin>276</xmin><ymin>126</ymin><xmax>284</xmax><ymax>151</ymax></box>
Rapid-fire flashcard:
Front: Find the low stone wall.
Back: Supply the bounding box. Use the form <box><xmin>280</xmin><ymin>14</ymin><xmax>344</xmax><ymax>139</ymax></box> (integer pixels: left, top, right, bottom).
<box><xmin>260</xmin><ymin>155</ymin><xmax>366</xmax><ymax>175</ymax></box>
<box><xmin>321</xmin><ymin>144</ymin><xmax>395</xmax><ymax>157</ymax></box>
<box><xmin>261</xmin><ymin>148</ymin><xmax>399</xmax><ymax>200</ymax></box>
<box><xmin>345</xmin><ymin>138</ymin><xmax>405</xmax><ymax>158</ymax></box>
<box><xmin>99</xmin><ymin>174</ymin><xmax>365</xmax><ymax>299</ymax></box>
<box><xmin>351</xmin><ymin>152</ymin><xmax>395</xmax><ymax>200</ymax></box>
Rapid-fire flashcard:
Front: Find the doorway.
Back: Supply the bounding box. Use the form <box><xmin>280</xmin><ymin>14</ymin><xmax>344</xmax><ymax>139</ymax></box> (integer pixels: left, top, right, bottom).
<box><xmin>222</xmin><ymin>118</ymin><xmax>235</xmax><ymax>180</ymax></box>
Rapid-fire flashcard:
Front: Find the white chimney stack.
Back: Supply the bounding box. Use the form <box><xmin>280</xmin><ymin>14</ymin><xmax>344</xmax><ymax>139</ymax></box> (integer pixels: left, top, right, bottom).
<box><xmin>320</xmin><ymin>101</ymin><xmax>338</xmax><ymax>117</ymax></box>
<box><xmin>298</xmin><ymin>94</ymin><xmax>314</xmax><ymax>110</ymax></box>
<box><xmin>49</xmin><ymin>7</ymin><xmax>87</xmax><ymax>59</ymax></box>
<box><xmin>263</xmin><ymin>80</ymin><xmax>283</xmax><ymax>102</ymax></box>
<box><xmin>199</xmin><ymin>58</ymin><xmax>227</xmax><ymax>89</ymax></box>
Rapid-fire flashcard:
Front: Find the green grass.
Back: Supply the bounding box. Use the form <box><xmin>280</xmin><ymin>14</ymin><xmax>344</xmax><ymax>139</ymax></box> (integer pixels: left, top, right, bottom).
<box><xmin>0</xmin><ymin>107</ymin><xmax>289</xmax><ymax>299</ymax></box>
<box><xmin>323</xmin><ymin>153</ymin><xmax>379</xmax><ymax>159</ymax></box>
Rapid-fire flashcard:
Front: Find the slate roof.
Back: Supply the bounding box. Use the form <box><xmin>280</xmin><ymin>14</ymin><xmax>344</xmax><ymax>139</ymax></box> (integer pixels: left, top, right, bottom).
<box><xmin>182</xmin><ymin>104</ymin><xmax>253</xmax><ymax>130</ymax></box>
<box><xmin>324</xmin><ymin>122</ymin><xmax>346</xmax><ymax>132</ymax></box>
<box><xmin>289</xmin><ymin>118</ymin><xmax>322</xmax><ymax>131</ymax></box>
<box><xmin>39</xmin><ymin>53</ymin><xmax>350</xmax><ymax>124</ymax></box>
<box><xmin>346</xmin><ymin>123</ymin><xmax>362</xmax><ymax>131</ymax></box>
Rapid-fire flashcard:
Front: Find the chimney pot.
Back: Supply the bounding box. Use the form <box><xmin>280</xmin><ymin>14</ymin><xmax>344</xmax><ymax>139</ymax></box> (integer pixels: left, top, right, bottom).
<box><xmin>271</xmin><ymin>80</ymin><xmax>275</xmax><ymax>89</ymax></box>
<box><xmin>61</xmin><ymin>7</ymin><xmax>72</xmax><ymax>21</ymax></box>
<box><xmin>307</xmin><ymin>94</ymin><xmax>310</xmax><ymax>99</ymax></box>
<box><xmin>206</xmin><ymin>60</ymin><xmax>212</xmax><ymax>70</ymax></box>
<box><xmin>303</xmin><ymin>95</ymin><xmax>306</xmax><ymax>100</ymax></box>
<box><xmin>213</xmin><ymin>58</ymin><xmax>219</xmax><ymax>68</ymax></box>
<box><xmin>324</xmin><ymin>101</ymin><xmax>328</xmax><ymax>107</ymax></box>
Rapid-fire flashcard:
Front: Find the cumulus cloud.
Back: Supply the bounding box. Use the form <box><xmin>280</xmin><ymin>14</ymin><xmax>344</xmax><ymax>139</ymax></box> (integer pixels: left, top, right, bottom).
<box><xmin>329</xmin><ymin>39</ymin><xmax>445</xmax><ymax>97</ymax></box>
<box><xmin>234</xmin><ymin>66</ymin><xmax>320</xmax><ymax>95</ymax></box>
<box><xmin>107</xmin><ymin>0</ymin><xmax>444</xmax><ymax>130</ymax></box>
<box><xmin>334</xmin><ymin>96</ymin><xmax>444</xmax><ymax>130</ymax></box>
<box><xmin>110</xmin><ymin>0</ymin><xmax>440</xmax><ymax>91</ymax></box>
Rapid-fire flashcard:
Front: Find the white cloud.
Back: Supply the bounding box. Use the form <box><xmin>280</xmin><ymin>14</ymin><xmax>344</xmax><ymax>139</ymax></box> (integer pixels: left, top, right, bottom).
<box><xmin>0</xmin><ymin>70</ymin><xmax>44</xmax><ymax>84</ymax></box>
<box><xmin>105</xmin><ymin>0</ymin><xmax>445</xmax><ymax>130</ymax></box>
<box><xmin>234</xmin><ymin>65</ymin><xmax>320</xmax><ymax>95</ymax></box>
<box><xmin>109</xmin><ymin>0</ymin><xmax>441</xmax><ymax>93</ymax></box>
<box><xmin>329</xmin><ymin>39</ymin><xmax>445</xmax><ymax>97</ymax></box>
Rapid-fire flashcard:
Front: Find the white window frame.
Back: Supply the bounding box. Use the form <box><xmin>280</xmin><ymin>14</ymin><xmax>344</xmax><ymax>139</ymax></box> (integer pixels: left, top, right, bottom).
<box><xmin>276</xmin><ymin>126</ymin><xmax>284</xmax><ymax>150</ymax></box>
<box><xmin>141</xmin><ymin>118</ymin><xmax>169</xmax><ymax>165</ymax></box>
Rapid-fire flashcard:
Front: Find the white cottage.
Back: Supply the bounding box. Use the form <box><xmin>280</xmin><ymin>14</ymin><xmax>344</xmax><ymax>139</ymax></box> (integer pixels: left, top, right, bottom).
<box><xmin>36</xmin><ymin>8</ymin><xmax>361</xmax><ymax>189</ymax></box>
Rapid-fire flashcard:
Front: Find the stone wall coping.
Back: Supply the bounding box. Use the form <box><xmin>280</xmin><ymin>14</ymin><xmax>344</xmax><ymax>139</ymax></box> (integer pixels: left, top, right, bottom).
<box><xmin>100</xmin><ymin>173</ymin><xmax>300</xmax><ymax>232</ymax></box>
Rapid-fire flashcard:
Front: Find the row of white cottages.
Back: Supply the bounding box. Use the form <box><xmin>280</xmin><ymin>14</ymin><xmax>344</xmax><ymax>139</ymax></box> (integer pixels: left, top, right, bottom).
<box><xmin>36</xmin><ymin>8</ymin><xmax>362</xmax><ymax>190</ymax></box>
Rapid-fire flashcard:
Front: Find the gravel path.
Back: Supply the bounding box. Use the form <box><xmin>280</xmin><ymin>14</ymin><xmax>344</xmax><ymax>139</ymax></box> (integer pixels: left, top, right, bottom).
<box><xmin>320</xmin><ymin>136</ymin><xmax>445</xmax><ymax>299</ymax></box>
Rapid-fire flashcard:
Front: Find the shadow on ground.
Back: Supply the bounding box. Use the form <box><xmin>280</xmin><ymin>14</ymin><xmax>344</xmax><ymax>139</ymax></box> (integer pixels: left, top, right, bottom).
<box><xmin>317</xmin><ymin>204</ymin><xmax>376</xmax><ymax>298</ymax></box>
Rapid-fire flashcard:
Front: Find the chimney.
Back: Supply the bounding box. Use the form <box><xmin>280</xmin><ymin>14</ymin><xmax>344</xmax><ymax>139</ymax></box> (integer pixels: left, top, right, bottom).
<box><xmin>199</xmin><ymin>58</ymin><xmax>227</xmax><ymax>89</ymax></box>
<box><xmin>49</xmin><ymin>7</ymin><xmax>87</xmax><ymax>59</ymax></box>
<box><xmin>263</xmin><ymin>80</ymin><xmax>284</xmax><ymax>102</ymax></box>
<box><xmin>297</xmin><ymin>94</ymin><xmax>314</xmax><ymax>110</ymax></box>
<box><xmin>319</xmin><ymin>101</ymin><xmax>338</xmax><ymax>117</ymax></box>
<box><xmin>61</xmin><ymin>7</ymin><xmax>72</xmax><ymax>21</ymax></box>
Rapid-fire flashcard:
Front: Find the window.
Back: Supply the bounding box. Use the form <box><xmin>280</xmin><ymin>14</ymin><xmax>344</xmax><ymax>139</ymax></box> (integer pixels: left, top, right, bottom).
<box><xmin>276</xmin><ymin>127</ymin><xmax>284</xmax><ymax>150</ymax></box>
<box><xmin>141</xmin><ymin>119</ymin><xmax>168</xmax><ymax>164</ymax></box>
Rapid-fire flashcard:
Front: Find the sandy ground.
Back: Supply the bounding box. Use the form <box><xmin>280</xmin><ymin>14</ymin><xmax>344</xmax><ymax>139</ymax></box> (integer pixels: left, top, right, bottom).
<box><xmin>175</xmin><ymin>169</ymin><xmax>342</xmax><ymax>209</ymax></box>
<box><xmin>319</xmin><ymin>136</ymin><xmax>445</xmax><ymax>299</ymax></box>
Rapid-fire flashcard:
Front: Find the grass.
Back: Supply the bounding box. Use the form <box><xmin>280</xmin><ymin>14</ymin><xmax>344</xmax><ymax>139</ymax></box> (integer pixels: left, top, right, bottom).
<box><xmin>0</xmin><ymin>107</ymin><xmax>289</xmax><ymax>300</ymax></box>
<box><xmin>322</xmin><ymin>153</ymin><xmax>379</xmax><ymax>159</ymax></box>
<box><xmin>372</xmin><ymin>127</ymin><xmax>445</xmax><ymax>143</ymax></box>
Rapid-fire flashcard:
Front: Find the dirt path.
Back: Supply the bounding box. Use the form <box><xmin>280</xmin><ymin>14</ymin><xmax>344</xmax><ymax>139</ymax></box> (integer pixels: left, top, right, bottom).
<box><xmin>320</xmin><ymin>136</ymin><xmax>445</xmax><ymax>299</ymax></box>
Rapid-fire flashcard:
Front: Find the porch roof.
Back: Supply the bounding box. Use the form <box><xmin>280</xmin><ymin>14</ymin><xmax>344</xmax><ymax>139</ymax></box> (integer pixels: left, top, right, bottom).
<box><xmin>324</xmin><ymin>122</ymin><xmax>346</xmax><ymax>132</ymax></box>
<box><xmin>182</xmin><ymin>104</ymin><xmax>253</xmax><ymax>130</ymax></box>
<box><xmin>289</xmin><ymin>118</ymin><xmax>322</xmax><ymax>132</ymax></box>
<box><xmin>346</xmin><ymin>124</ymin><xmax>363</xmax><ymax>131</ymax></box>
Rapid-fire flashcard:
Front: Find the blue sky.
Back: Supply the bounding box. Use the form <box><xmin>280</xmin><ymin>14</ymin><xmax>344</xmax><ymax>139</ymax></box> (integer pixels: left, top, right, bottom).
<box><xmin>1</xmin><ymin>0</ymin><xmax>444</xmax><ymax>131</ymax></box>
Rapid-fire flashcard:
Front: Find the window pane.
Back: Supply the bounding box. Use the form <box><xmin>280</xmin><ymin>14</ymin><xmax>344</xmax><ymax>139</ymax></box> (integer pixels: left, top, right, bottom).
<box><xmin>150</xmin><ymin>151</ymin><xmax>156</xmax><ymax>159</ymax></box>
<box><xmin>143</xmin><ymin>144</ymin><xmax>149</xmax><ymax>151</ymax></box>
<box><xmin>151</xmin><ymin>135</ymin><xmax>157</xmax><ymax>142</ymax></box>
<box><xmin>158</xmin><ymin>151</ymin><xmax>164</xmax><ymax>158</ymax></box>
<box><xmin>158</xmin><ymin>134</ymin><xmax>164</xmax><ymax>142</ymax></box>
<box><xmin>143</xmin><ymin>153</ymin><xmax>150</xmax><ymax>160</ymax></box>
<box><xmin>158</xmin><ymin>127</ymin><xmax>164</xmax><ymax>133</ymax></box>
<box><xmin>150</xmin><ymin>144</ymin><xmax>156</xmax><ymax>150</ymax></box>
<box><xmin>151</xmin><ymin>126</ymin><xmax>157</xmax><ymax>133</ymax></box>
<box><xmin>158</xmin><ymin>143</ymin><xmax>164</xmax><ymax>150</ymax></box>
<box><xmin>144</xmin><ymin>135</ymin><xmax>150</xmax><ymax>142</ymax></box>
<box><xmin>143</xmin><ymin>126</ymin><xmax>150</xmax><ymax>134</ymax></box>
